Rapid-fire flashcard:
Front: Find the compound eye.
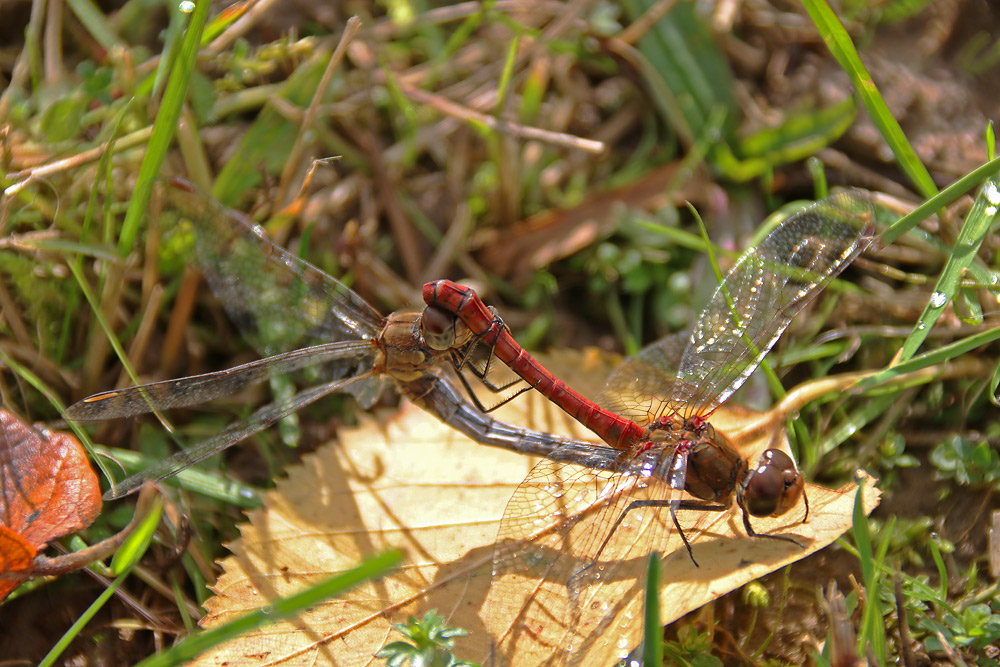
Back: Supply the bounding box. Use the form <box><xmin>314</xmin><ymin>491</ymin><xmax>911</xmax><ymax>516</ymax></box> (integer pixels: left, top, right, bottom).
<box><xmin>421</xmin><ymin>305</ymin><xmax>457</xmax><ymax>351</ymax></box>
<box><xmin>744</xmin><ymin>449</ymin><xmax>804</xmax><ymax>517</ymax></box>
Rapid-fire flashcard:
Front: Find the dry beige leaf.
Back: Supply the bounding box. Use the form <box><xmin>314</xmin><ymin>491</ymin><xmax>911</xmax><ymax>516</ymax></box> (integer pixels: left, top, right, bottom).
<box><xmin>193</xmin><ymin>351</ymin><xmax>879</xmax><ymax>667</ymax></box>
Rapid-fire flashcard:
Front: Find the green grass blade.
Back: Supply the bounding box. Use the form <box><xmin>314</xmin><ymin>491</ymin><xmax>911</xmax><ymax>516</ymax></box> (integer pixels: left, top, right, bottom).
<box><xmin>850</xmin><ymin>324</ymin><xmax>1000</xmax><ymax>393</ymax></box>
<box><xmin>732</xmin><ymin>96</ymin><xmax>857</xmax><ymax>172</ymax></box>
<box><xmin>991</xmin><ymin>360</ymin><xmax>1000</xmax><ymax>407</ymax></box>
<box><xmin>133</xmin><ymin>549</ymin><xmax>404</xmax><ymax>667</ymax></box>
<box><xmin>620</xmin><ymin>0</ymin><xmax>737</xmax><ymax>148</ymax></box>
<box><xmin>642</xmin><ymin>551</ymin><xmax>663</xmax><ymax>667</ymax></box>
<box><xmin>118</xmin><ymin>0</ymin><xmax>210</xmax><ymax>255</ymax></box>
<box><xmin>91</xmin><ymin>445</ymin><xmax>263</xmax><ymax>507</ymax></box>
<box><xmin>110</xmin><ymin>496</ymin><xmax>164</xmax><ymax>575</ymax></box>
<box><xmin>201</xmin><ymin>1</ymin><xmax>248</xmax><ymax>45</ymax></box>
<box><xmin>852</xmin><ymin>479</ymin><xmax>886</xmax><ymax>662</ymax></box>
<box><xmin>801</xmin><ymin>0</ymin><xmax>937</xmax><ymax>198</ymax></box>
<box><xmin>927</xmin><ymin>538</ymin><xmax>949</xmax><ymax>603</ymax></box>
<box><xmin>66</xmin><ymin>0</ymin><xmax>122</xmax><ymax>52</ymax></box>
<box><xmin>37</xmin><ymin>566</ymin><xmax>135</xmax><ymax>667</ymax></box>
<box><xmin>894</xmin><ymin>181</ymin><xmax>999</xmax><ymax>361</ymax></box>
<box><xmin>742</xmin><ymin>97</ymin><xmax>854</xmax><ymax>157</ymax></box>
<box><xmin>495</xmin><ymin>32</ymin><xmax>520</xmax><ymax>112</ymax></box>
<box><xmin>881</xmin><ymin>155</ymin><xmax>1000</xmax><ymax>245</ymax></box>
<box><xmin>151</xmin><ymin>2</ymin><xmax>191</xmax><ymax>101</ymax></box>
<box><xmin>63</xmin><ymin>259</ymin><xmax>139</xmax><ymax>375</ymax></box>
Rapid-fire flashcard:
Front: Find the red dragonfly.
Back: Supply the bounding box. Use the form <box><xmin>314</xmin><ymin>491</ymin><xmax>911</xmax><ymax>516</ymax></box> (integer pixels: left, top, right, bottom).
<box><xmin>65</xmin><ymin>179</ymin><xmax>528</xmax><ymax>500</ymax></box>
<box><xmin>424</xmin><ymin>190</ymin><xmax>877</xmax><ymax>664</ymax></box>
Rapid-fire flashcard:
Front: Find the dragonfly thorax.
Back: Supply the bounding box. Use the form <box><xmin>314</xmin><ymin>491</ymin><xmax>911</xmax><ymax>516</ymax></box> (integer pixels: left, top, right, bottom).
<box><xmin>682</xmin><ymin>426</ymin><xmax>746</xmax><ymax>504</ymax></box>
<box><xmin>376</xmin><ymin>310</ymin><xmax>445</xmax><ymax>381</ymax></box>
<box><xmin>641</xmin><ymin>413</ymin><xmax>676</xmax><ymax>442</ymax></box>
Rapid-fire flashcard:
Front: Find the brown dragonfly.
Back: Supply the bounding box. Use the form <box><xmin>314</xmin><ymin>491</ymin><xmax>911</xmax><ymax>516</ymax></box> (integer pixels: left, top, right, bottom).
<box><xmin>65</xmin><ymin>179</ymin><xmax>528</xmax><ymax>499</ymax></box>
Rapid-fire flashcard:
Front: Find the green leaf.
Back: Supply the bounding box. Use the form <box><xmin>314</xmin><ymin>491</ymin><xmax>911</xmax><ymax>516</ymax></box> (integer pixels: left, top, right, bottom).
<box><xmin>620</xmin><ymin>0</ymin><xmax>736</xmax><ymax>148</ymax></box>
<box><xmin>212</xmin><ymin>55</ymin><xmax>331</xmax><ymax>206</ymax></box>
<box><xmin>801</xmin><ymin>0</ymin><xmax>938</xmax><ymax>198</ymax></box>
<box><xmin>40</xmin><ymin>96</ymin><xmax>86</xmax><ymax>142</ymax></box>
<box><xmin>118</xmin><ymin>0</ymin><xmax>210</xmax><ymax>255</ymax></box>
<box><xmin>895</xmin><ymin>181</ymin><xmax>1000</xmax><ymax>361</ymax></box>
<box><xmin>642</xmin><ymin>552</ymin><xmax>663</xmax><ymax>667</ymax></box>
<box><xmin>110</xmin><ymin>495</ymin><xmax>163</xmax><ymax>575</ymax></box>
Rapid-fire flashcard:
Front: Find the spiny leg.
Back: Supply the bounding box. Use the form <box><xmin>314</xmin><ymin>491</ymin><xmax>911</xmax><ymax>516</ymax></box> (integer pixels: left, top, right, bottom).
<box><xmin>590</xmin><ymin>498</ymin><xmax>730</xmax><ymax>568</ymax></box>
<box><xmin>737</xmin><ymin>499</ymin><xmax>805</xmax><ymax>549</ymax></box>
<box><xmin>451</xmin><ymin>362</ymin><xmax>533</xmax><ymax>414</ymax></box>
<box><xmin>447</xmin><ymin>315</ymin><xmax>537</xmax><ymax>412</ymax></box>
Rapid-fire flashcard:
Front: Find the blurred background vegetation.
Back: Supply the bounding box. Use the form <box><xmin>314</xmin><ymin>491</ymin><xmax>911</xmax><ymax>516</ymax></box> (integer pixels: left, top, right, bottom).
<box><xmin>2</xmin><ymin>0</ymin><xmax>1000</xmax><ymax>664</ymax></box>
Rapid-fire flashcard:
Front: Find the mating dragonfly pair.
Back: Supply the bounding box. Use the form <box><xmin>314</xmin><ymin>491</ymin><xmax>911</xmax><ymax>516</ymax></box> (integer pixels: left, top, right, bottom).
<box><xmin>65</xmin><ymin>178</ymin><xmax>876</xmax><ymax>664</ymax></box>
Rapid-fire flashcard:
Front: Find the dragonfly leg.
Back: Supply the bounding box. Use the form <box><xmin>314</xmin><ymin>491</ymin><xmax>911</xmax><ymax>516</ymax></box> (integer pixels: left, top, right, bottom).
<box><xmin>738</xmin><ymin>499</ymin><xmax>805</xmax><ymax>549</ymax></box>
<box><xmin>479</xmin><ymin>382</ymin><xmax>533</xmax><ymax>412</ymax></box>
<box><xmin>451</xmin><ymin>335</ymin><xmax>484</xmax><ymax>374</ymax></box>
<box><xmin>671</xmin><ymin>503</ymin><xmax>702</xmax><ymax>567</ymax></box>
<box><xmin>593</xmin><ymin>498</ymin><xmax>729</xmax><ymax>568</ymax></box>
<box><xmin>450</xmin><ymin>359</ymin><xmax>535</xmax><ymax>414</ymax></box>
<box><xmin>452</xmin><ymin>347</ymin><xmax>525</xmax><ymax>393</ymax></box>
<box><xmin>446</xmin><ymin>314</ymin><xmax>537</xmax><ymax>411</ymax></box>
<box><xmin>473</xmin><ymin>371</ymin><xmax>524</xmax><ymax>393</ymax></box>
<box><xmin>460</xmin><ymin>310</ymin><xmax>530</xmax><ymax>394</ymax></box>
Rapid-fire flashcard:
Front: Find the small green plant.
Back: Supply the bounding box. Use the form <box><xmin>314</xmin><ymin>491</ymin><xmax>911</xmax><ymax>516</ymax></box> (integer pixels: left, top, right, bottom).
<box><xmin>661</xmin><ymin>625</ymin><xmax>723</xmax><ymax>667</ymax></box>
<box><xmin>377</xmin><ymin>611</ymin><xmax>477</xmax><ymax>667</ymax></box>
<box><xmin>929</xmin><ymin>436</ymin><xmax>1000</xmax><ymax>486</ymax></box>
<box><xmin>918</xmin><ymin>603</ymin><xmax>1000</xmax><ymax>655</ymax></box>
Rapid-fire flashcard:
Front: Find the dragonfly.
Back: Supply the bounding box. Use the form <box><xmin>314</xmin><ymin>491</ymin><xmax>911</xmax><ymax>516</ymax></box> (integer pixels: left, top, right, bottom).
<box><xmin>65</xmin><ymin>178</ymin><xmax>526</xmax><ymax>500</ymax></box>
<box><xmin>423</xmin><ymin>190</ymin><xmax>878</xmax><ymax>665</ymax></box>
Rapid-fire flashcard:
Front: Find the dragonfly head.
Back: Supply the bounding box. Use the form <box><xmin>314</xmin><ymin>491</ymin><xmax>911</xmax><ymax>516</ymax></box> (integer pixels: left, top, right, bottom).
<box><xmin>421</xmin><ymin>304</ymin><xmax>469</xmax><ymax>351</ymax></box>
<box><xmin>742</xmin><ymin>449</ymin><xmax>804</xmax><ymax>518</ymax></box>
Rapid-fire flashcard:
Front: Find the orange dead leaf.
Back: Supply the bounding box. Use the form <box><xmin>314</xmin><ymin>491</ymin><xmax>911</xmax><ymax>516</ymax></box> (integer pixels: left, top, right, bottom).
<box><xmin>0</xmin><ymin>525</ymin><xmax>36</xmax><ymax>599</ymax></box>
<box><xmin>0</xmin><ymin>409</ymin><xmax>101</xmax><ymax>600</ymax></box>
<box><xmin>190</xmin><ymin>351</ymin><xmax>879</xmax><ymax>667</ymax></box>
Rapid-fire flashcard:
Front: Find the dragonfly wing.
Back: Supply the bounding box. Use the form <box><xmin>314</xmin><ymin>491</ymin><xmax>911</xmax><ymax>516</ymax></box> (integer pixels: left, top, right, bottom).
<box><xmin>645</xmin><ymin>191</ymin><xmax>875</xmax><ymax>421</ymax></box>
<box><xmin>65</xmin><ymin>341</ymin><xmax>381</xmax><ymax>420</ymax></box>
<box><xmin>485</xmin><ymin>444</ymin><xmax>687</xmax><ymax>667</ymax></box>
<box><xmin>595</xmin><ymin>332</ymin><xmax>691</xmax><ymax>423</ymax></box>
<box><xmin>349</xmin><ymin>369</ymin><xmax>388</xmax><ymax>409</ymax></box>
<box><xmin>164</xmin><ymin>179</ymin><xmax>385</xmax><ymax>356</ymax></box>
<box><xmin>675</xmin><ymin>190</ymin><xmax>876</xmax><ymax>417</ymax></box>
<box><xmin>103</xmin><ymin>370</ymin><xmax>379</xmax><ymax>499</ymax></box>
